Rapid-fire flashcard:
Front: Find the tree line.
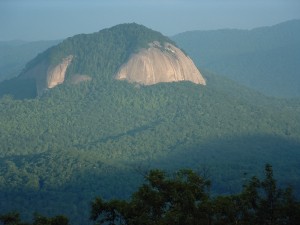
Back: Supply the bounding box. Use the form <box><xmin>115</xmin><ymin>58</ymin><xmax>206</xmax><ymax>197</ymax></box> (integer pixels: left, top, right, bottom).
<box><xmin>1</xmin><ymin>164</ymin><xmax>299</xmax><ymax>225</ymax></box>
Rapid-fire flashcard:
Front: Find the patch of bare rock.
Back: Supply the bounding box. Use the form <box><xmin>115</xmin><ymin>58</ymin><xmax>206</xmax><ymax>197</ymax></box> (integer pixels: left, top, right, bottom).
<box><xmin>115</xmin><ymin>42</ymin><xmax>206</xmax><ymax>86</ymax></box>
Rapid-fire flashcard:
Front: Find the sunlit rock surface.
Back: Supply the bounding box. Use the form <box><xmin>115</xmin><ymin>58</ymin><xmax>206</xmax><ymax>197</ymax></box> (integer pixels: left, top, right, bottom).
<box><xmin>47</xmin><ymin>56</ymin><xmax>73</xmax><ymax>88</ymax></box>
<box><xmin>115</xmin><ymin>42</ymin><xmax>206</xmax><ymax>85</ymax></box>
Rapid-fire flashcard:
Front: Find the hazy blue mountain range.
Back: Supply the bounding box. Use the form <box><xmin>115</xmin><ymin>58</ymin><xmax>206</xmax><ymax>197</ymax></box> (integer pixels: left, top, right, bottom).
<box><xmin>0</xmin><ymin>40</ymin><xmax>61</xmax><ymax>82</ymax></box>
<box><xmin>0</xmin><ymin>23</ymin><xmax>299</xmax><ymax>224</ymax></box>
<box><xmin>172</xmin><ymin>19</ymin><xmax>300</xmax><ymax>98</ymax></box>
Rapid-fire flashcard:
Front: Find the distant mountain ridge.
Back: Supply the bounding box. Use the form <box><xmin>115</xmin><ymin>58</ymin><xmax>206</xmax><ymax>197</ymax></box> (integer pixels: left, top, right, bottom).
<box><xmin>172</xmin><ymin>19</ymin><xmax>300</xmax><ymax>98</ymax></box>
<box><xmin>0</xmin><ymin>40</ymin><xmax>60</xmax><ymax>82</ymax></box>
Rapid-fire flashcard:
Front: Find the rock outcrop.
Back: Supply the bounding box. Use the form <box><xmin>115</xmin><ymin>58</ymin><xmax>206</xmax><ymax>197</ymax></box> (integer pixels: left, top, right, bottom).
<box><xmin>21</xmin><ymin>55</ymin><xmax>73</xmax><ymax>95</ymax></box>
<box><xmin>115</xmin><ymin>42</ymin><xmax>206</xmax><ymax>85</ymax></box>
<box><xmin>47</xmin><ymin>56</ymin><xmax>73</xmax><ymax>88</ymax></box>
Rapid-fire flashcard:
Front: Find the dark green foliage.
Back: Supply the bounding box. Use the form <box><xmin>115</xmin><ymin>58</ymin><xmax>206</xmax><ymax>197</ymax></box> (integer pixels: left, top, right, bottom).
<box><xmin>91</xmin><ymin>165</ymin><xmax>300</xmax><ymax>225</ymax></box>
<box><xmin>32</xmin><ymin>214</ymin><xmax>70</xmax><ymax>225</ymax></box>
<box><xmin>233</xmin><ymin>164</ymin><xmax>300</xmax><ymax>225</ymax></box>
<box><xmin>172</xmin><ymin>19</ymin><xmax>300</xmax><ymax>98</ymax></box>
<box><xmin>0</xmin><ymin>213</ymin><xmax>69</xmax><ymax>225</ymax></box>
<box><xmin>1</xmin><ymin>166</ymin><xmax>299</xmax><ymax>225</ymax></box>
<box><xmin>0</xmin><ymin>212</ymin><xmax>29</xmax><ymax>225</ymax></box>
<box><xmin>90</xmin><ymin>198</ymin><xmax>127</xmax><ymax>225</ymax></box>
<box><xmin>91</xmin><ymin>169</ymin><xmax>212</xmax><ymax>225</ymax></box>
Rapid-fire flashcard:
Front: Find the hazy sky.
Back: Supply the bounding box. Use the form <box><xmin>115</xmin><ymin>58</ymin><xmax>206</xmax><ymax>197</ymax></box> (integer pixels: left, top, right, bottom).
<box><xmin>1</xmin><ymin>0</ymin><xmax>299</xmax><ymax>41</ymax></box>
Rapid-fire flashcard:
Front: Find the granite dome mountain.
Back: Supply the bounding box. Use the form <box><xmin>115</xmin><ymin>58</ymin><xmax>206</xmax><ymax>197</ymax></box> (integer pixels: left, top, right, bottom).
<box><xmin>2</xmin><ymin>23</ymin><xmax>205</xmax><ymax>98</ymax></box>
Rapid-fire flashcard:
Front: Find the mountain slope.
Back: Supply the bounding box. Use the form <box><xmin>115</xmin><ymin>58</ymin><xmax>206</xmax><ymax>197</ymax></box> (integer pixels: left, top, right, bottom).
<box><xmin>172</xmin><ymin>19</ymin><xmax>300</xmax><ymax>98</ymax></box>
<box><xmin>0</xmin><ymin>23</ymin><xmax>300</xmax><ymax>224</ymax></box>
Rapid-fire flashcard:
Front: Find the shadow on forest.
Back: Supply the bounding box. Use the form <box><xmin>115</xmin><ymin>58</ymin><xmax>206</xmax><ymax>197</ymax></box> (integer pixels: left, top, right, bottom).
<box><xmin>0</xmin><ymin>78</ymin><xmax>37</xmax><ymax>99</ymax></box>
<box><xmin>1</xmin><ymin>133</ymin><xmax>300</xmax><ymax>225</ymax></box>
<box><xmin>152</xmin><ymin>134</ymin><xmax>300</xmax><ymax>194</ymax></box>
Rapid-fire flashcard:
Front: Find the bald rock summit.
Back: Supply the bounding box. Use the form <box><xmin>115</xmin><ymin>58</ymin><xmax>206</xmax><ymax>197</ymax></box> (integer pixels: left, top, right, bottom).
<box><xmin>116</xmin><ymin>42</ymin><xmax>205</xmax><ymax>85</ymax></box>
<box><xmin>1</xmin><ymin>23</ymin><xmax>205</xmax><ymax>98</ymax></box>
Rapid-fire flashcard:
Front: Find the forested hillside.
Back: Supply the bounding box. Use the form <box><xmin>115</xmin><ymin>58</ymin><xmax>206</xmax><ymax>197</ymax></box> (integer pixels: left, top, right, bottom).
<box><xmin>0</xmin><ymin>23</ymin><xmax>299</xmax><ymax>225</ymax></box>
<box><xmin>172</xmin><ymin>20</ymin><xmax>300</xmax><ymax>98</ymax></box>
<box><xmin>1</xmin><ymin>71</ymin><xmax>299</xmax><ymax>224</ymax></box>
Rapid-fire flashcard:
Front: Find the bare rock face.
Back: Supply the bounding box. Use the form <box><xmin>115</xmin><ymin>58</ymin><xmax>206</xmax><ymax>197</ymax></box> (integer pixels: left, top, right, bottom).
<box><xmin>21</xmin><ymin>55</ymin><xmax>73</xmax><ymax>95</ymax></box>
<box><xmin>115</xmin><ymin>42</ymin><xmax>206</xmax><ymax>85</ymax></box>
<box><xmin>47</xmin><ymin>56</ymin><xmax>73</xmax><ymax>88</ymax></box>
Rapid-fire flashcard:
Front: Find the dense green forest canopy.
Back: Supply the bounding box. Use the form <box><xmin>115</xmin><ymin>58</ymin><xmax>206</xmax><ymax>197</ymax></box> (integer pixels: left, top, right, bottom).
<box><xmin>0</xmin><ymin>23</ymin><xmax>299</xmax><ymax>225</ymax></box>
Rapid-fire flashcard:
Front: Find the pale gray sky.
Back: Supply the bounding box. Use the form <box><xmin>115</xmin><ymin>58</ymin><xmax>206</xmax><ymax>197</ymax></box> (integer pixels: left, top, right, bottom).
<box><xmin>1</xmin><ymin>0</ymin><xmax>299</xmax><ymax>41</ymax></box>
